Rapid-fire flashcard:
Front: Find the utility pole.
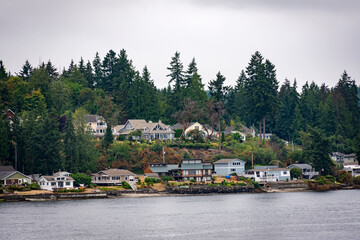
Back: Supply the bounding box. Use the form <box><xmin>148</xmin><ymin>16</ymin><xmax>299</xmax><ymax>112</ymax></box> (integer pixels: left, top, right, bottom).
<box><xmin>162</xmin><ymin>146</ymin><xmax>165</xmax><ymax>164</ymax></box>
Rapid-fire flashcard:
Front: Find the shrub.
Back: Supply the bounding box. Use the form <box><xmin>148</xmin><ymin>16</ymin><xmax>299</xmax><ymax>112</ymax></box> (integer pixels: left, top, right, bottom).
<box><xmin>0</xmin><ymin>188</ymin><xmax>3</xmax><ymax>194</ymax></box>
<box><xmin>121</xmin><ymin>181</ymin><xmax>132</xmax><ymax>189</ymax></box>
<box><xmin>336</xmin><ymin>170</ymin><xmax>352</xmax><ymax>184</ymax></box>
<box><xmin>161</xmin><ymin>176</ymin><xmax>174</xmax><ymax>182</ymax></box>
<box><xmin>145</xmin><ymin>177</ymin><xmax>159</xmax><ymax>184</ymax></box>
<box><xmin>239</xmin><ymin>182</ymin><xmax>247</xmax><ymax>186</ymax></box>
<box><xmin>253</xmin><ymin>181</ymin><xmax>260</xmax><ymax>189</ymax></box>
<box><xmin>71</xmin><ymin>173</ymin><xmax>92</xmax><ymax>186</ymax></box>
<box><xmin>290</xmin><ymin>168</ymin><xmax>302</xmax><ymax>179</ymax></box>
<box><xmin>238</xmin><ymin>176</ymin><xmax>246</xmax><ymax>181</ymax></box>
<box><xmin>71</xmin><ymin>189</ymin><xmax>80</xmax><ymax>192</ymax></box>
<box><xmin>30</xmin><ymin>183</ymin><xmax>40</xmax><ymax>190</ymax></box>
<box><xmin>352</xmin><ymin>176</ymin><xmax>360</xmax><ymax>185</ymax></box>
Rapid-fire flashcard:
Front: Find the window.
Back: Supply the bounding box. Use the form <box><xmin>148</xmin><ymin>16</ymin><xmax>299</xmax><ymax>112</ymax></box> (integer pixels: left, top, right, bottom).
<box><xmin>51</xmin><ymin>182</ymin><xmax>56</xmax><ymax>186</ymax></box>
<box><xmin>283</xmin><ymin>171</ymin><xmax>287</xmax><ymax>174</ymax></box>
<box><xmin>195</xmin><ymin>126</ymin><xmax>199</xmax><ymax>130</ymax></box>
<box><xmin>256</xmin><ymin>171</ymin><xmax>260</xmax><ymax>177</ymax></box>
<box><xmin>231</xmin><ymin>168</ymin><xmax>236</xmax><ymax>172</ymax></box>
<box><xmin>66</xmin><ymin>182</ymin><xmax>70</xmax><ymax>186</ymax></box>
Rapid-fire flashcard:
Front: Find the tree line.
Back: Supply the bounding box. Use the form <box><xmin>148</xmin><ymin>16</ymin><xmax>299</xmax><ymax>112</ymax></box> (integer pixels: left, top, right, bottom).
<box><xmin>0</xmin><ymin>49</ymin><xmax>359</xmax><ymax>175</ymax></box>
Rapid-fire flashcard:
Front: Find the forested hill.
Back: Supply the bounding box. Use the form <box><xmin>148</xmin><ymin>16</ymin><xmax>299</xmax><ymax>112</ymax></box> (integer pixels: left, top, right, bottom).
<box><xmin>0</xmin><ymin>50</ymin><xmax>359</xmax><ymax>175</ymax></box>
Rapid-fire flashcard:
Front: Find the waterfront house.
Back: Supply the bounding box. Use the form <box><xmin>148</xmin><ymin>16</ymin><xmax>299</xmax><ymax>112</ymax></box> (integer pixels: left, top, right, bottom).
<box><xmin>180</xmin><ymin>159</ymin><xmax>213</xmax><ymax>182</ymax></box>
<box><xmin>0</xmin><ymin>166</ymin><xmax>31</xmax><ymax>186</ymax></box>
<box><xmin>85</xmin><ymin>114</ymin><xmax>108</xmax><ymax>139</ymax></box>
<box><xmin>331</xmin><ymin>152</ymin><xmax>358</xmax><ymax>166</ymax></box>
<box><xmin>144</xmin><ymin>163</ymin><xmax>180</xmax><ymax>180</ymax></box>
<box><xmin>38</xmin><ymin>171</ymin><xmax>74</xmax><ymax>191</ymax></box>
<box><xmin>117</xmin><ymin>119</ymin><xmax>175</xmax><ymax>140</ymax></box>
<box><xmin>91</xmin><ymin>169</ymin><xmax>135</xmax><ymax>185</ymax></box>
<box><xmin>343</xmin><ymin>165</ymin><xmax>360</xmax><ymax>177</ymax></box>
<box><xmin>245</xmin><ymin>167</ymin><xmax>290</xmax><ymax>182</ymax></box>
<box><xmin>287</xmin><ymin>164</ymin><xmax>319</xmax><ymax>179</ymax></box>
<box><xmin>214</xmin><ymin>158</ymin><xmax>246</xmax><ymax>176</ymax></box>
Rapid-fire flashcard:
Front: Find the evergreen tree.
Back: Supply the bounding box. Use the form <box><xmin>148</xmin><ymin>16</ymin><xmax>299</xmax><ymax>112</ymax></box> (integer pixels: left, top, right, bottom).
<box><xmin>208</xmin><ymin>71</ymin><xmax>229</xmax><ymax>102</ymax></box>
<box><xmin>103</xmin><ymin>124</ymin><xmax>114</xmax><ymax>148</ymax></box>
<box><xmin>84</xmin><ymin>60</ymin><xmax>94</xmax><ymax>88</ymax></box>
<box><xmin>64</xmin><ymin>115</ymin><xmax>79</xmax><ymax>173</ymax></box>
<box><xmin>45</xmin><ymin>60</ymin><xmax>59</xmax><ymax>80</ymax></box>
<box><xmin>92</xmin><ymin>52</ymin><xmax>103</xmax><ymax>87</ymax></box>
<box><xmin>18</xmin><ymin>60</ymin><xmax>33</xmax><ymax>82</ymax></box>
<box><xmin>301</xmin><ymin>127</ymin><xmax>334</xmax><ymax>175</ymax></box>
<box><xmin>185</xmin><ymin>58</ymin><xmax>198</xmax><ymax>87</ymax></box>
<box><xmin>0</xmin><ymin>116</ymin><xmax>10</xmax><ymax>165</ymax></box>
<box><xmin>167</xmin><ymin>51</ymin><xmax>185</xmax><ymax>89</ymax></box>
<box><xmin>244</xmin><ymin>51</ymin><xmax>279</xmax><ymax>141</ymax></box>
<box><xmin>0</xmin><ymin>60</ymin><xmax>8</xmax><ymax>81</ymax></box>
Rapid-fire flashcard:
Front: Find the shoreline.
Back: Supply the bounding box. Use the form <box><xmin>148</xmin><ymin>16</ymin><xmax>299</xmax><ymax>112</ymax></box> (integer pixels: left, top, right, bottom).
<box><xmin>1</xmin><ymin>184</ymin><xmax>359</xmax><ymax>202</ymax></box>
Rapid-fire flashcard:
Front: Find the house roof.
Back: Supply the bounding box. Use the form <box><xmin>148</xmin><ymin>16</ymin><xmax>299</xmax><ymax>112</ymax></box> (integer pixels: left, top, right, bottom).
<box><xmin>215</xmin><ymin>159</ymin><xmax>246</xmax><ymax>164</ymax></box>
<box><xmin>254</xmin><ymin>166</ymin><xmax>278</xmax><ymax>169</ymax></box>
<box><xmin>288</xmin><ymin>164</ymin><xmax>312</xmax><ymax>169</ymax></box>
<box><xmin>85</xmin><ymin>114</ymin><xmax>104</xmax><ymax>123</ymax></box>
<box><xmin>41</xmin><ymin>175</ymin><xmax>74</xmax><ymax>181</ymax></box>
<box><xmin>120</xmin><ymin>119</ymin><xmax>173</xmax><ymax>134</ymax></box>
<box><xmin>247</xmin><ymin>168</ymin><xmax>289</xmax><ymax>172</ymax></box>
<box><xmin>145</xmin><ymin>173</ymin><xmax>160</xmax><ymax>178</ymax></box>
<box><xmin>0</xmin><ymin>170</ymin><xmax>32</xmax><ymax>180</ymax></box>
<box><xmin>181</xmin><ymin>163</ymin><xmax>204</xmax><ymax>170</ymax></box>
<box><xmin>96</xmin><ymin>169</ymin><xmax>135</xmax><ymax>176</ymax></box>
<box><xmin>0</xmin><ymin>165</ymin><xmax>15</xmax><ymax>171</ymax></box>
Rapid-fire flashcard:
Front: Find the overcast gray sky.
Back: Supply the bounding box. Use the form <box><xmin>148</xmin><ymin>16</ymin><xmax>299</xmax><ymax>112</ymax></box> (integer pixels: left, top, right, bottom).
<box><xmin>1</xmin><ymin>0</ymin><xmax>359</xmax><ymax>90</ymax></box>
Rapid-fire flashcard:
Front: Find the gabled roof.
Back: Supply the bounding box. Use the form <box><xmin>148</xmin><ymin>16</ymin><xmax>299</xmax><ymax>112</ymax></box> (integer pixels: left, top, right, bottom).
<box><xmin>215</xmin><ymin>159</ymin><xmax>246</xmax><ymax>164</ymax></box>
<box><xmin>41</xmin><ymin>175</ymin><xmax>74</xmax><ymax>181</ymax></box>
<box><xmin>0</xmin><ymin>170</ymin><xmax>31</xmax><ymax>180</ymax></box>
<box><xmin>85</xmin><ymin>114</ymin><xmax>103</xmax><ymax>123</ymax></box>
<box><xmin>120</xmin><ymin>119</ymin><xmax>173</xmax><ymax>133</ymax></box>
<box><xmin>288</xmin><ymin>164</ymin><xmax>312</xmax><ymax>169</ymax></box>
<box><xmin>95</xmin><ymin>169</ymin><xmax>135</xmax><ymax>176</ymax></box>
<box><xmin>246</xmin><ymin>168</ymin><xmax>289</xmax><ymax>172</ymax></box>
<box><xmin>0</xmin><ymin>165</ymin><xmax>15</xmax><ymax>171</ymax></box>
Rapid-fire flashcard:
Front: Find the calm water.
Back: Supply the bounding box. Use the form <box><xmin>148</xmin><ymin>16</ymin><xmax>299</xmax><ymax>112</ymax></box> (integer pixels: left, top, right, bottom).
<box><xmin>1</xmin><ymin>190</ymin><xmax>360</xmax><ymax>240</ymax></box>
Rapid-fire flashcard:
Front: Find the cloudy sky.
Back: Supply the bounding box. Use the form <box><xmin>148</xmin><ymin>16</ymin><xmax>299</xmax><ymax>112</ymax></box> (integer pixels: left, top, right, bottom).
<box><xmin>1</xmin><ymin>0</ymin><xmax>359</xmax><ymax>90</ymax></box>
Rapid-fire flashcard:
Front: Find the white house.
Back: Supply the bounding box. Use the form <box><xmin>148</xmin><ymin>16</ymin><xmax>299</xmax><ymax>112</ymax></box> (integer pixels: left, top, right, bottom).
<box><xmin>214</xmin><ymin>159</ymin><xmax>246</xmax><ymax>176</ymax></box>
<box><xmin>344</xmin><ymin>165</ymin><xmax>360</xmax><ymax>177</ymax></box>
<box><xmin>85</xmin><ymin>114</ymin><xmax>108</xmax><ymax>138</ymax></box>
<box><xmin>91</xmin><ymin>169</ymin><xmax>135</xmax><ymax>185</ymax></box>
<box><xmin>117</xmin><ymin>119</ymin><xmax>175</xmax><ymax>140</ymax></box>
<box><xmin>245</xmin><ymin>167</ymin><xmax>290</xmax><ymax>182</ymax></box>
<box><xmin>38</xmin><ymin>171</ymin><xmax>74</xmax><ymax>191</ymax></box>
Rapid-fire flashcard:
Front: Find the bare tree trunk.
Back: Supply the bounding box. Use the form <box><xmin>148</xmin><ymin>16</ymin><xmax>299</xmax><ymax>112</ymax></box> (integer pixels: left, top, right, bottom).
<box><xmin>263</xmin><ymin>116</ymin><xmax>266</xmax><ymax>141</ymax></box>
<box><xmin>218</xmin><ymin>117</ymin><xmax>221</xmax><ymax>150</ymax></box>
<box><xmin>259</xmin><ymin>121</ymin><xmax>262</xmax><ymax>142</ymax></box>
<box><xmin>178</xmin><ymin>129</ymin><xmax>185</xmax><ymax>143</ymax></box>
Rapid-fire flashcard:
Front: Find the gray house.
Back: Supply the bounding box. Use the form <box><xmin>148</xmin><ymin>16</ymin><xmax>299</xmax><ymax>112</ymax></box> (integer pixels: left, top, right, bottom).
<box><xmin>214</xmin><ymin>158</ymin><xmax>246</xmax><ymax>176</ymax></box>
<box><xmin>287</xmin><ymin>164</ymin><xmax>319</xmax><ymax>179</ymax></box>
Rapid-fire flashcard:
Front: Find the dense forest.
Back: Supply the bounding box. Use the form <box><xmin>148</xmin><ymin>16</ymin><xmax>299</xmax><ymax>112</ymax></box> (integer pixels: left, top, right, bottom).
<box><xmin>0</xmin><ymin>50</ymin><xmax>359</xmax><ymax>175</ymax></box>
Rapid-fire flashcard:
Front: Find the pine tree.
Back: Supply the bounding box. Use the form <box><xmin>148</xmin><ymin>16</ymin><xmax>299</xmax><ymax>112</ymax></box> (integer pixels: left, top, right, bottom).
<box><xmin>0</xmin><ymin>60</ymin><xmax>8</xmax><ymax>81</ymax></box>
<box><xmin>167</xmin><ymin>51</ymin><xmax>185</xmax><ymax>89</ymax></box>
<box><xmin>301</xmin><ymin>127</ymin><xmax>334</xmax><ymax>175</ymax></box>
<box><xmin>185</xmin><ymin>58</ymin><xmax>198</xmax><ymax>87</ymax></box>
<box><xmin>92</xmin><ymin>52</ymin><xmax>102</xmax><ymax>87</ymax></box>
<box><xmin>244</xmin><ymin>51</ymin><xmax>279</xmax><ymax>141</ymax></box>
<box><xmin>208</xmin><ymin>71</ymin><xmax>229</xmax><ymax>102</ymax></box>
<box><xmin>18</xmin><ymin>60</ymin><xmax>33</xmax><ymax>82</ymax></box>
<box><xmin>0</xmin><ymin>116</ymin><xmax>10</xmax><ymax>165</ymax></box>
<box><xmin>103</xmin><ymin>124</ymin><xmax>114</xmax><ymax>148</ymax></box>
<box><xmin>45</xmin><ymin>60</ymin><xmax>59</xmax><ymax>80</ymax></box>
